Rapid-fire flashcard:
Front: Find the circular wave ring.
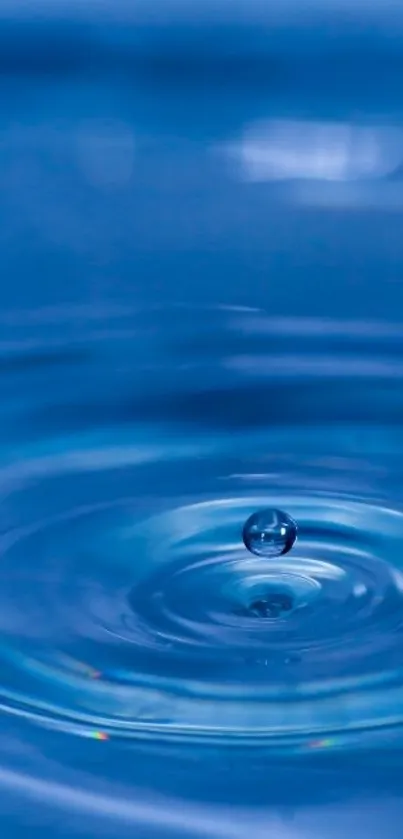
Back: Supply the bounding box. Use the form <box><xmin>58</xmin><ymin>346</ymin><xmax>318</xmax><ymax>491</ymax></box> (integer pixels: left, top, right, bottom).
<box><xmin>1</xmin><ymin>484</ymin><xmax>403</xmax><ymax>749</ymax></box>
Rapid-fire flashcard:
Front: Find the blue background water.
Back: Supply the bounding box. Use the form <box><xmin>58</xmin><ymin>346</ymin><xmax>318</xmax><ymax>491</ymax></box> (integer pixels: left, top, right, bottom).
<box><xmin>2</xmin><ymin>4</ymin><xmax>403</xmax><ymax>838</ymax></box>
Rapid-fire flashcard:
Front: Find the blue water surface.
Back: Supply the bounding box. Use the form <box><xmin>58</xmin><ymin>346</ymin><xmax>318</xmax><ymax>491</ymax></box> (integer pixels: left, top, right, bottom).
<box><xmin>2</xmin><ymin>5</ymin><xmax>403</xmax><ymax>838</ymax></box>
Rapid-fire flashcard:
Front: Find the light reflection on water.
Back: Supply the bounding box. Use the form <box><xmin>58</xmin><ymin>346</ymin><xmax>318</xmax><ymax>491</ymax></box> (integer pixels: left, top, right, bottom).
<box><xmin>222</xmin><ymin>118</ymin><xmax>403</xmax><ymax>209</ymax></box>
<box><xmin>226</xmin><ymin>120</ymin><xmax>403</xmax><ymax>183</ymax></box>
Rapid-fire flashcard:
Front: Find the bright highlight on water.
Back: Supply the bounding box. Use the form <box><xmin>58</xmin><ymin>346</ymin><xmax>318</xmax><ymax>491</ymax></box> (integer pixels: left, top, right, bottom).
<box><xmin>242</xmin><ymin>508</ymin><xmax>298</xmax><ymax>557</ymax></box>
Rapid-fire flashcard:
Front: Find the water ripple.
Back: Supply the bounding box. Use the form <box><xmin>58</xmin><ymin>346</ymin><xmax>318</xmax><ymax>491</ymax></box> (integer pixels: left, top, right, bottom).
<box><xmin>0</xmin><ymin>306</ymin><xmax>403</xmax><ymax>761</ymax></box>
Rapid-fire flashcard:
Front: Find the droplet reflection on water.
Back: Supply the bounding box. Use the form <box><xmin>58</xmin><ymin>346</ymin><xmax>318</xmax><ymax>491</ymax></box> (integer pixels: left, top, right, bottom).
<box><xmin>248</xmin><ymin>591</ymin><xmax>294</xmax><ymax>618</ymax></box>
<box><xmin>242</xmin><ymin>508</ymin><xmax>298</xmax><ymax>557</ymax></box>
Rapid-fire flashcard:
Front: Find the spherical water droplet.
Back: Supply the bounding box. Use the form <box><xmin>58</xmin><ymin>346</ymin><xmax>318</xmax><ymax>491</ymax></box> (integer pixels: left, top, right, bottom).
<box><xmin>242</xmin><ymin>508</ymin><xmax>298</xmax><ymax>558</ymax></box>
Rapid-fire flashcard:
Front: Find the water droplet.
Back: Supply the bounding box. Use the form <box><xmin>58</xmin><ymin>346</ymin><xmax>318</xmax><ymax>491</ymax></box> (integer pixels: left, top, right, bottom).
<box><xmin>242</xmin><ymin>508</ymin><xmax>298</xmax><ymax>557</ymax></box>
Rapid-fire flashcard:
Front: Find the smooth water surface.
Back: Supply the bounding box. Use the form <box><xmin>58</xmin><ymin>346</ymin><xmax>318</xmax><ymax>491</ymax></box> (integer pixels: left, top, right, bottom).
<box><xmin>2</xmin><ymin>6</ymin><xmax>403</xmax><ymax>839</ymax></box>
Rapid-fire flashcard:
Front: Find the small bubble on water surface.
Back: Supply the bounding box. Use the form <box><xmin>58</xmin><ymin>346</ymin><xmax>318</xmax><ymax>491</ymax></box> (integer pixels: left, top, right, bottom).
<box><xmin>242</xmin><ymin>508</ymin><xmax>298</xmax><ymax>558</ymax></box>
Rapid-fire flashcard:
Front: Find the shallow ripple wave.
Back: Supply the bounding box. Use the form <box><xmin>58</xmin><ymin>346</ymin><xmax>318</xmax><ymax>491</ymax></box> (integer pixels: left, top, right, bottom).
<box><xmin>3</xmin><ymin>305</ymin><xmax>403</xmax><ymax>834</ymax></box>
<box><xmin>1</xmin><ymin>305</ymin><xmax>403</xmax><ymax>753</ymax></box>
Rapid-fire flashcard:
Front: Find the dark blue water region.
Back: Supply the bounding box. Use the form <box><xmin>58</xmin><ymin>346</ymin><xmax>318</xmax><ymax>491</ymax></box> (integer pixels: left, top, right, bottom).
<box><xmin>0</xmin><ymin>9</ymin><xmax>403</xmax><ymax>837</ymax></box>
